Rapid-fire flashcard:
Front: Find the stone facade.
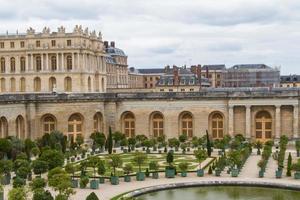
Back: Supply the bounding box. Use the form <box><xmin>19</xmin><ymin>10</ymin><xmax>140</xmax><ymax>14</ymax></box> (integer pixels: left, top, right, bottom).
<box><xmin>0</xmin><ymin>88</ymin><xmax>299</xmax><ymax>142</ymax></box>
<box><xmin>0</xmin><ymin>26</ymin><xmax>107</xmax><ymax>93</ymax></box>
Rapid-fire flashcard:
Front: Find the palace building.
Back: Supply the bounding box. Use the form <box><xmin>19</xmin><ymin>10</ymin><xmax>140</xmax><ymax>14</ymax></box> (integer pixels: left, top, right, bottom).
<box><xmin>0</xmin><ymin>27</ymin><xmax>298</xmax><ymax>143</ymax></box>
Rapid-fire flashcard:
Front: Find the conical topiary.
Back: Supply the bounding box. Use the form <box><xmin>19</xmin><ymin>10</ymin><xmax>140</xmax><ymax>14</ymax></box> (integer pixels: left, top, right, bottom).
<box><xmin>86</xmin><ymin>192</ymin><xmax>99</xmax><ymax>200</ymax></box>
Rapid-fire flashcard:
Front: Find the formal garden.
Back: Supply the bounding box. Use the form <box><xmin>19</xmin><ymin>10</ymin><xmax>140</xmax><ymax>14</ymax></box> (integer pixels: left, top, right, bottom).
<box><xmin>1</xmin><ymin>128</ymin><xmax>300</xmax><ymax>200</ymax></box>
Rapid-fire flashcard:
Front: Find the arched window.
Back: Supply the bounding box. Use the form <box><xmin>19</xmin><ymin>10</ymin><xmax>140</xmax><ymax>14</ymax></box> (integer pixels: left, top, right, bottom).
<box><xmin>0</xmin><ymin>117</ymin><xmax>8</xmax><ymax>138</ymax></box>
<box><xmin>43</xmin><ymin>115</ymin><xmax>56</xmax><ymax>135</ymax></box>
<box><xmin>64</xmin><ymin>77</ymin><xmax>72</xmax><ymax>92</ymax></box>
<box><xmin>10</xmin><ymin>57</ymin><xmax>15</xmax><ymax>72</ymax></box>
<box><xmin>211</xmin><ymin>113</ymin><xmax>224</xmax><ymax>139</ymax></box>
<box><xmin>255</xmin><ymin>111</ymin><xmax>272</xmax><ymax>140</ymax></box>
<box><xmin>123</xmin><ymin>112</ymin><xmax>135</xmax><ymax>137</ymax></box>
<box><xmin>10</xmin><ymin>78</ymin><xmax>16</xmax><ymax>92</ymax></box>
<box><xmin>181</xmin><ymin>112</ymin><xmax>193</xmax><ymax>138</ymax></box>
<box><xmin>68</xmin><ymin>114</ymin><xmax>83</xmax><ymax>142</ymax></box>
<box><xmin>1</xmin><ymin>57</ymin><xmax>5</xmax><ymax>73</ymax></box>
<box><xmin>36</xmin><ymin>56</ymin><xmax>41</xmax><ymax>71</ymax></box>
<box><xmin>34</xmin><ymin>77</ymin><xmax>41</xmax><ymax>92</ymax></box>
<box><xmin>0</xmin><ymin>78</ymin><xmax>6</xmax><ymax>92</ymax></box>
<box><xmin>88</xmin><ymin>76</ymin><xmax>91</xmax><ymax>92</ymax></box>
<box><xmin>49</xmin><ymin>77</ymin><xmax>56</xmax><ymax>92</ymax></box>
<box><xmin>20</xmin><ymin>77</ymin><xmax>26</xmax><ymax>92</ymax></box>
<box><xmin>67</xmin><ymin>55</ymin><xmax>72</xmax><ymax>70</ymax></box>
<box><xmin>16</xmin><ymin>115</ymin><xmax>25</xmax><ymax>139</ymax></box>
<box><xmin>20</xmin><ymin>57</ymin><xmax>26</xmax><ymax>72</ymax></box>
<box><xmin>152</xmin><ymin>112</ymin><xmax>163</xmax><ymax>137</ymax></box>
<box><xmin>51</xmin><ymin>56</ymin><xmax>57</xmax><ymax>71</ymax></box>
<box><xmin>93</xmin><ymin>112</ymin><xmax>103</xmax><ymax>132</ymax></box>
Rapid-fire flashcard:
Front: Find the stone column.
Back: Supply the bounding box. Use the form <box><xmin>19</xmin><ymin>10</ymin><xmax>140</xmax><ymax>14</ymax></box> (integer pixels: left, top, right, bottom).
<box><xmin>228</xmin><ymin>105</ymin><xmax>234</xmax><ymax>136</ymax></box>
<box><xmin>245</xmin><ymin>105</ymin><xmax>251</xmax><ymax>139</ymax></box>
<box><xmin>46</xmin><ymin>53</ymin><xmax>49</xmax><ymax>71</ymax></box>
<box><xmin>294</xmin><ymin>104</ymin><xmax>299</xmax><ymax>139</ymax></box>
<box><xmin>72</xmin><ymin>52</ymin><xmax>75</xmax><ymax>71</ymax></box>
<box><xmin>56</xmin><ymin>53</ymin><xmax>59</xmax><ymax>71</ymax></box>
<box><xmin>61</xmin><ymin>53</ymin><xmax>64</xmax><ymax>71</ymax></box>
<box><xmin>26</xmin><ymin>54</ymin><xmax>29</xmax><ymax>72</ymax></box>
<box><xmin>41</xmin><ymin>54</ymin><xmax>44</xmax><ymax>71</ymax></box>
<box><xmin>77</xmin><ymin>53</ymin><xmax>80</xmax><ymax>71</ymax></box>
<box><xmin>275</xmin><ymin>105</ymin><xmax>281</xmax><ymax>139</ymax></box>
<box><xmin>30</xmin><ymin>54</ymin><xmax>34</xmax><ymax>71</ymax></box>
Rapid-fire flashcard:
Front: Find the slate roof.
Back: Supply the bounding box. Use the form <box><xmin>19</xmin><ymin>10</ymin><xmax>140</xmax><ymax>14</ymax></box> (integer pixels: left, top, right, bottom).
<box><xmin>229</xmin><ymin>64</ymin><xmax>272</xmax><ymax>70</ymax></box>
<box><xmin>106</xmin><ymin>47</ymin><xmax>127</xmax><ymax>57</ymax></box>
<box><xmin>281</xmin><ymin>75</ymin><xmax>300</xmax><ymax>83</ymax></box>
<box><xmin>202</xmin><ymin>65</ymin><xmax>226</xmax><ymax>70</ymax></box>
<box><xmin>137</xmin><ymin>68</ymin><xmax>165</xmax><ymax>74</ymax></box>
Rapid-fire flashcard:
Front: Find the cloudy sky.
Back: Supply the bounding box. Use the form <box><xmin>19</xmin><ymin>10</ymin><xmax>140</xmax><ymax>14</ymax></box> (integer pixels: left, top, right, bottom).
<box><xmin>0</xmin><ymin>0</ymin><xmax>299</xmax><ymax>74</ymax></box>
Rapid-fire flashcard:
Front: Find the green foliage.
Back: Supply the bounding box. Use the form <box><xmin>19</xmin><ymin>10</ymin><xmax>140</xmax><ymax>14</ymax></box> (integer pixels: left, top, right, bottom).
<box><xmin>157</xmin><ymin>135</ymin><xmax>165</xmax><ymax>143</ymax></box>
<box><xmin>194</xmin><ymin>149</ymin><xmax>207</xmax><ymax>165</ymax></box>
<box><xmin>30</xmin><ymin>177</ymin><xmax>46</xmax><ymax>191</ymax></box>
<box><xmin>79</xmin><ymin>176</ymin><xmax>89</xmax><ymax>188</ymax></box>
<box><xmin>149</xmin><ymin>161</ymin><xmax>159</xmax><ymax>171</ymax></box>
<box><xmin>132</xmin><ymin>152</ymin><xmax>147</xmax><ymax>172</ymax></box>
<box><xmin>65</xmin><ymin>163</ymin><xmax>77</xmax><ymax>178</ymax></box>
<box><xmin>76</xmin><ymin>135</ymin><xmax>84</xmax><ymax>148</ymax></box>
<box><xmin>0</xmin><ymin>138</ymin><xmax>12</xmax><ymax>158</ymax></box>
<box><xmin>107</xmin><ymin>127</ymin><xmax>113</xmax><ymax>154</ymax></box>
<box><xmin>90</xmin><ymin>132</ymin><xmax>106</xmax><ymax>150</ymax></box>
<box><xmin>179</xmin><ymin>134</ymin><xmax>188</xmax><ymax>143</ymax></box>
<box><xmin>168</xmin><ymin>138</ymin><xmax>180</xmax><ymax>148</ymax></box>
<box><xmin>32</xmin><ymin>189</ymin><xmax>53</xmax><ymax>200</ymax></box>
<box><xmin>208</xmin><ymin>166</ymin><xmax>213</xmax><ymax>174</ymax></box>
<box><xmin>206</xmin><ymin>130</ymin><xmax>212</xmax><ymax>157</ymax></box>
<box><xmin>166</xmin><ymin>151</ymin><xmax>174</xmax><ymax>166</ymax></box>
<box><xmin>8</xmin><ymin>187</ymin><xmax>27</xmax><ymax>200</ymax></box>
<box><xmin>24</xmin><ymin>138</ymin><xmax>36</xmax><ymax>159</ymax></box>
<box><xmin>31</xmin><ymin>147</ymin><xmax>41</xmax><ymax>157</ymax></box>
<box><xmin>39</xmin><ymin>149</ymin><xmax>64</xmax><ymax>170</ymax></box>
<box><xmin>108</xmin><ymin>154</ymin><xmax>123</xmax><ymax>176</ymax></box>
<box><xmin>32</xmin><ymin>160</ymin><xmax>48</xmax><ymax>175</ymax></box>
<box><xmin>16</xmin><ymin>166</ymin><xmax>31</xmax><ymax>179</ymax></box>
<box><xmin>97</xmin><ymin>160</ymin><xmax>106</xmax><ymax>176</ymax></box>
<box><xmin>178</xmin><ymin>162</ymin><xmax>188</xmax><ymax>172</ymax></box>
<box><xmin>135</xmin><ymin>135</ymin><xmax>148</xmax><ymax>143</ymax></box>
<box><xmin>296</xmin><ymin>140</ymin><xmax>300</xmax><ymax>151</ymax></box>
<box><xmin>113</xmin><ymin>131</ymin><xmax>125</xmax><ymax>144</ymax></box>
<box><xmin>0</xmin><ymin>159</ymin><xmax>13</xmax><ymax>175</ymax></box>
<box><xmin>13</xmin><ymin>176</ymin><xmax>26</xmax><ymax>188</ymax></box>
<box><xmin>228</xmin><ymin>150</ymin><xmax>242</xmax><ymax>168</ymax></box>
<box><xmin>48</xmin><ymin>167</ymin><xmax>74</xmax><ymax>198</ymax></box>
<box><xmin>13</xmin><ymin>159</ymin><xmax>30</xmax><ymax>173</ymax></box>
<box><xmin>86</xmin><ymin>192</ymin><xmax>99</xmax><ymax>200</ymax></box>
<box><xmin>292</xmin><ymin>159</ymin><xmax>300</xmax><ymax>172</ymax></box>
<box><xmin>87</xmin><ymin>156</ymin><xmax>101</xmax><ymax>177</ymax></box>
<box><xmin>123</xmin><ymin>163</ymin><xmax>133</xmax><ymax>175</ymax></box>
<box><xmin>287</xmin><ymin>153</ymin><xmax>292</xmax><ymax>177</ymax></box>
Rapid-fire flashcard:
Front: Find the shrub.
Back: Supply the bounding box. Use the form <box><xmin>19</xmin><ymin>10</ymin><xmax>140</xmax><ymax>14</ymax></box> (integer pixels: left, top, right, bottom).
<box><xmin>16</xmin><ymin>166</ymin><xmax>31</xmax><ymax>179</ymax></box>
<box><xmin>80</xmin><ymin>176</ymin><xmax>89</xmax><ymax>188</ymax></box>
<box><xmin>178</xmin><ymin>162</ymin><xmax>188</xmax><ymax>172</ymax></box>
<box><xmin>30</xmin><ymin>177</ymin><xmax>46</xmax><ymax>191</ymax></box>
<box><xmin>8</xmin><ymin>187</ymin><xmax>27</xmax><ymax>200</ymax></box>
<box><xmin>108</xmin><ymin>154</ymin><xmax>123</xmax><ymax>176</ymax></box>
<box><xmin>13</xmin><ymin>176</ymin><xmax>26</xmax><ymax>188</ymax></box>
<box><xmin>208</xmin><ymin>166</ymin><xmax>213</xmax><ymax>174</ymax></box>
<box><xmin>166</xmin><ymin>151</ymin><xmax>174</xmax><ymax>167</ymax></box>
<box><xmin>132</xmin><ymin>152</ymin><xmax>147</xmax><ymax>172</ymax></box>
<box><xmin>123</xmin><ymin>163</ymin><xmax>133</xmax><ymax>175</ymax></box>
<box><xmin>32</xmin><ymin>188</ymin><xmax>53</xmax><ymax>200</ymax></box>
<box><xmin>287</xmin><ymin>153</ymin><xmax>292</xmax><ymax>177</ymax></box>
<box><xmin>149</xmin><ymin>161</ymin><xmax>159</xmax><ymax>172</ymax></box>
<box><xmin>32</xmin><ymin>160</ymin><xmax>48</xmax><ymax>176</ymax></box>
<box><xmin>97</xmin><ymin>160</ymin><xmax>106</xmax><ymax>176</ymax></box>
<box><xmin>48</xmin><ymin>167</ymin><xmax>74</xmax><ymax>198</ymax></box>
<box><xmin>86</xmin><ymin>192</ymin><xmax>99</xmax><ymax>200</ymax></box>
<box><xmin>39</xmin><ymin>149</ymin><xmax>64</xmax><ymax>170</ymax></box>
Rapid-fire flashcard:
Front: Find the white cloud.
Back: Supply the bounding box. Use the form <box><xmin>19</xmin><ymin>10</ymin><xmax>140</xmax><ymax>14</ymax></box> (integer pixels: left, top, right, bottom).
<box><xmin>0</xmin><ymin>0</ymin><xmax>299</xmax><ymax>74</ymax></box>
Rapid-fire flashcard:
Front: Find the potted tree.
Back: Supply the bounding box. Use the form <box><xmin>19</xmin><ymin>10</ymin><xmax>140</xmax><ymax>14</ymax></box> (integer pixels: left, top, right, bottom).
<box><xmin>296</xmin><ymin>141</ymin><xmax>300</xmax><ymax>157</ymax></box>
<box><xmin>165</xmin><ymin>151</ymin><xmax>175</xmax><ymax>178</ymax></box>
<box><xmin>32</xmin><ymin>160</ymin><xmax>48</xmax><ymax>178</ymax></box>
<box><xmin>292</xmin><ymin>159</ymin><xmax>300</xmax><ymax>179</ymax></box>
<box><xmin>132</xmin><ymin>152</ymin><xmax>147</xmax><ymax>181</ymax></box>
<box><xmin>149</xmin><ymin>161</ymin><xmax>159</xmax><ymax>179</ymax></box>
<box><xmin>255</xmin><ymin>141</ymin><xmax>263</xmax><ymax>155</ymax></box>
<box><xmin>108</xmin><ymin>154</ymin><xmax>123</xmax><ymax>185</ymax></box>
<box><xmin>123</xmin><ymin>163</ymin><xmax>133</xmax><ymax>182</ymax></box>
<box><xmin>228</xmin><ymin>151</ymin><xmax>242</xmax><ymax>177</ymax></box>
<box><xmin>178</xmin><ymin>162</ymin><xmax>188</xmax><ymax>177</ymax></box>
<box><xmin>257</xmin><ymin>159</ymin><xmax>265</xmax><ymax>178</ymax></box>
<box><xmin>194</xmin><ymin>149</ymin><xmax>207</xmax><ymax>177</ymax></box>
<box><xmin>79</xmin><ymin>176</ymin><xmax>89</xmax><ymax>189</ymax></box>
<box><xmin>65</xmin><ymin>163</ymin><xmax>78</xmax><ymax>188</ymax></box>
<box><xmin>272</xmin><ymin>152</ymin><xmax>283</xmax><ymax>178</ymax></box>
<box><xmin>0</xmin><ymin>160</ymin><xmax>12</xmax><ymax>185</ymax></box>
<box><xmin>87</xmin><ymin>157</ymin><xmax>100</xmax><ymax>189</ymax></box>
<box><xmin>97</xmin><ymin>160</ymin><xmax>106</xmax><ymax>184</ymax></box>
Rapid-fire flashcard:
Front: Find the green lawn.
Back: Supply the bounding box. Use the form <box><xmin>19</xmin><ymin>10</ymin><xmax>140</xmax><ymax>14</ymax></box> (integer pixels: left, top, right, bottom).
<box><xmin>72</xmin><ymin>153</ymin><xmax>201</xmax><ymax>177</ymax></box>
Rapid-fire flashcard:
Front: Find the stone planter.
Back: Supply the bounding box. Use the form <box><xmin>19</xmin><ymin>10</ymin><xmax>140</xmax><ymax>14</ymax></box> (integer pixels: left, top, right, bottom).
<box><xmin>110</xmin><ymin>176</ymin><xmax>119</xmax><ymax>185</ymax></box>
<box><xmin>90</xmin><ymin>179</ymin><xmax>99</xmax><ymax>189</ymax></box>
<box><xmin>99</xmin><ymin>177</ymin><xmax>105</xmax><ymax>184</ymax></box>
<box><xmin>259</xmin><ymin>170</ymin><xmax>264</xmax><ymax>178</ymax></box>
<box><xmin>294</xmin><ymin>171</ymin><xmax>300</xmax><ymax>179</ymax></box>
<box><xmin>197</xmin><ymin>169</ymin><xmax>204</xmax><ymax>177</ymax></box>
<box><xmin>136</xmin><ymin>172</ymin><xmax>145</xmax><ymax>181</ymax></box>
<box><xmin>231</xmin><ymin>168</ymin><xmax>239</xmax><ymax>177</ymax></box>
<box><xmin>165</xmin><ymin>168</ymin><xmax>175</xmax><ymax>178</ymax></box>
<box><xmin>215</xmin><ymin>169</ymin><xmax>221</xmax><ymax>177</ymax></box>
<box><xmin>276</xmin><ymin>169</ymin><xmax>282</xmax><ymax>178</ymax></box>
<box><xmin>124</xmin><ymin>175</ymin><xmax>131</xmax><ymax>182</ymax></box>
<box><xmin>71</xmin><ymin>179</ymin><xmax>79</xmax><ymax>188</ymax></box>
<box><xmin>152</xmin><ymin>172</ymin><xmax>159</xmax><ymax>179</ymax></box>
<box><xmin>181</xmin><ymin>171</ymin><xmax>187</xmax><ymax>177</ymax></box>
<box><xmin>0</xmin><ymin>191</ymin><xmax>3</xmax><ymax>200</ymax></box>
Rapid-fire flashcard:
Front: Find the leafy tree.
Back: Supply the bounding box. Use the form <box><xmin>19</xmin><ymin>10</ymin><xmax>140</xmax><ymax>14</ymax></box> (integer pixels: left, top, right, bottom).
<box><xmin>108</xmin><ymin>154</ymin><xmax>123</xmax><ymax>176</ymax></box>
<box><xmin>128</xmin><ymin>137</ymin><xmax>136</xmax><ymax>149</ymax></box>
<box><xmin>90</xmin><ymin>132</ymin><xmax>106</xmax><ymax>150</ymax></box>
<box><xmin>76</xmin><ymin>135</ymin><xmax>84</xmax><ymax>148</ymax></box>
<box><xmin>24</xmin><ymin>138</ymin><xmax>36</xmax><ymax>159</ymax></box>
<box><xmin>106</xmin><ymin>127</ymin><xmax>113</xmax><ymax>154</ymax></box>
<box><xmin>87</xmin><ymin>156</ymin><xmax>101</xmax><ymax>179</ymax></box>
<box><xmin>0</xmin><ymin>138</ymin><xmax>12</xmax><ymax>159</ymax></box>
<box><xmin>12</xmin><ymin>176</ymin><xmax>26</xmax><ymax>188</ymax></box>
<box><xmin>132</xmin><ymin>152</ymin><xmax>147</xmax><ymax>172</ymax></box>
<box><xmin>178</xmin><ymin>162</ymin><xmax>188</xmax><ymax>172</ymax></box>
<box><xmin>287</xmin><ymin>153</ymin><xmax>292</xmax><ymax>177</ymax></box>
<box><xmin>79</xmin><ymin>160</ymin><xmax>88</xmax><ymax>176</ymax></box>
<box><xmin>0</xmin><ymin>159</ymin><xmax>13</xmax><ymax>176</ymax></box>
<box><xmin>31</xmin><ymin>147</ymin><xmax>41</xmax><ymax>157</ymax></box>
<box><xmin>149</xmin><ymin>161</ymin><xmax>159</xmax><ymax>172</ymax></box>
<box><xmin>48</xmin><ymin>167</ymin><xmax>74</xmax><ymax>199</ymax></box>
<box><xmin>123</xmin><ymin>163</ymin><xmax>133</xmax><ymax>175</ymax></box>
<box><xmin>157</xmin><ymin>135</ymin><xmax>165</xmax><ymax>143</ymax></box>
<box><xmin>8</xmin><ymin>187</ymin><xmax>27</xmax><ymax>200</ymax></box>
<box><xmin>194</xmin><ymin>149</ymin><xmax>208</xmax><ymax>168</ymax></box>
<box><xmin>166</xmin><ymin>151</ymin><xmax>174</xmax><ymax>167</ymax></box>
<box><xmin>135</xmin><ymin>135</ymin><xmax>148</xmax><ymax>144</ymax></box>
<box><xmin>39</xmin><ymin>149</ymin><xmax>64</xmax><ymax>170</ymax></box>
<box><xmin>32</xmin><ymin>160</ymin><xmax>48</xmax><ymax>176</ymax></box>
<box><xmin>120</xmin><ymin>138</ymin><xmax>128</xmax><ymax>147</ymax></box>
<box><xmin>168</xmin><ymin>138</ymin><xmax>180</xmax><ymax>148</ymax></box>
<box><xmin>206</xmin><ymin>130</ymin><xmax>212</xmax><ymax>157</ymax></box>
<box><xmin>13</xmin><ymin>159</ymin><xmax>30</xmax><ymax>173</ymax></box>
<box><xmin>16</xmin><ymin>166</ymin><xmax>31</xmax><ymax>179</ymax></box>
<box><xmin>32</xmin><ymin>188</ymin><xmax>54</xmax><ymax>200</ymax></box>
<box><xmin>113</xmin><ymin>131</ymin><xmax>125</xmax><ymax>145</ymax></box>
<box><xmin>65</xmin><ymin>163</ymin><xmax>77</xmax><ymax>180</ymax></box>
<box><xmin>86</xmin><ymin>192</ymin><xmax>99</xmax><ymax>200</ymax></box>
<box><xmin>179</xmin><ymin>134</ymin><xmax>188</xmax><ymax>143</ymax></box>
<box><xmin>79</xmin><ymin>176</ymin><xmax>89</xmax><ymax>188</ymax></box>
<box><xmin>97</xmin><ymin>160</ymin><xmax>106</xmax><ymax>176</ymax></box>
<box><xmin>30</xmin><ymin>177</ymin><xmax>47</xmax><ymax>191</ymax></box>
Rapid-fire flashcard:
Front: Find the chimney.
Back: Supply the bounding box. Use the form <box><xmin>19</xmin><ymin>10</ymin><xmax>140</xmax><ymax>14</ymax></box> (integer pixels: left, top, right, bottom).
<box><xmin>197</xmin><ymin>65</ymin><xmax>202</xmax><ymax>89</ymax></box>
<box><xmin>191</xmin><ymin>65</ymin><xmax>197</xmax><ymax>74</ymax></box>
<box><xmin>173</xmin><ymin>65</ymin><xmax>179</xmax><ymax>86</ymax></box>
<box><xmin>110</xmin><ymin>41</ymin><xmax>115</xmax><ymax>48</ymax></box>
<box><xmin>206</xmin><ymin>66</ymin><xmax>209</xmax><ymax>78</ymax></box>
<box><xmin>104</xmin><ymin>41</ymin><xmax>109</xmax><ymax>48</ymax></box>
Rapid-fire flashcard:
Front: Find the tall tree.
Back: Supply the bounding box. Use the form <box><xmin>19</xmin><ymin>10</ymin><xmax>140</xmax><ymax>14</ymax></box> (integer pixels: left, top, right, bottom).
<box><xmin>206</xmin><ymin>130</ymin><xmax>212</xmax><ymax>157</ymax></box>
<box><xmin>107</xmin><ymin>126</ymin><xmax>113</xmax><ymax>154</ymax></box>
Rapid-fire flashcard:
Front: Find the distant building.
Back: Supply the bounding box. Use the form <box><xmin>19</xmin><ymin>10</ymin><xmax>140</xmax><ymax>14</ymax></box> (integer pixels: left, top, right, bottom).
<box><xmin>105</xmin><ymin>41</ymin><xmax>129</xmax><ymax>89</ymax></box>
<box><xmin>137</xmin><ymin>68</ymin><xmax>165</xmax><ymax>89</ymax></box>
<box><xmin>156</xmin><ymin>65</ymin><xmax>210</xmax><ymax>92</ymax></box>
<box><xmin>224</xmin><ymin>64</ymin><xmax>280</xmax><ymax>88</ymax></box>
<box><xmin>280</xmin><ymin>75</ymin><xmax>300</xmax><ymax>88</ymax></box>
<box><xmin>128</xmin><ymin>67</ymin><xmax>144</xmax><ymax>88</ymax></box>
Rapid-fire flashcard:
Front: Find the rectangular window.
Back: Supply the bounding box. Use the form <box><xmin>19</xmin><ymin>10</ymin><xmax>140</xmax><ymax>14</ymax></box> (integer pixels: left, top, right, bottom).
<box><xmin>51</xmin><ymin>40</ymin><xmax>56</xmax><ymax>47</ymax></box>
<box><xmin>10</xmin><ymin>42</ymin><xmax>14</xmax><ymax>48</ymax></box>
<box><xmin>0</xmin><ymin>42</ymin><xmax>4</xmax><ymax>48</ymax></box>
<box><xmin>36</xmin><ymin>40</ymin><xmax>40</xmax><ymax>47</ymax></box>
<box><xmin>67</xmin><ymin>40</ymin><xmax>72</xmax><ymax>46</ymax></box>
<box><xmin>20</xmin><ymin>41</ymin><xmax>25</xmax><ymax>48</ymax></box>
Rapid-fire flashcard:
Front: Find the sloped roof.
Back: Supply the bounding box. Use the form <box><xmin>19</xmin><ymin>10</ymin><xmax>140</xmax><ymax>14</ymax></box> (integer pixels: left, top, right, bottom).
<box><xmin>202</xmin><ymin>65</ymin><xmax>226</xmax><ymax>70</ymax></box>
